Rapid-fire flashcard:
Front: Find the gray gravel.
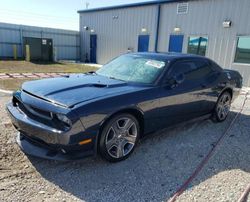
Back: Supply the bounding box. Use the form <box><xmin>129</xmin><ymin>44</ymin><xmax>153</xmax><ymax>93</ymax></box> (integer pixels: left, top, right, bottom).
<box><xmin>0</xmin><ymin>89</ymin><xmax>249</xmax><ymax>202</ymax></box>
<box><xmin>176</xmin><ymin>91</ymin><xmax>250</xmax><ymax>202</ymax></box>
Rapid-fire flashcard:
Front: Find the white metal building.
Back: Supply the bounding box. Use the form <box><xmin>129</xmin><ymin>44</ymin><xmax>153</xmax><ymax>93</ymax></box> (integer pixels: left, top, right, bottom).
<box><xmin>78</xmin><ymin>0</ymin><xmax>250</xmax><ymax>86</ymax></box>
<box><xmin>0</xmin><ymin>22</ymin><xmax>80</xmax><ymax>61</ymax></box>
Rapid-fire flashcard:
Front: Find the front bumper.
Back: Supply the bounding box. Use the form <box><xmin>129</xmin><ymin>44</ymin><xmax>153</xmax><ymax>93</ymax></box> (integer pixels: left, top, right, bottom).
<box><xmin>7</xmin><ymin>102</ymin><xmax>63</xmax><ymax>144</ymax></box>
<box><xmin>16</xmin><ymin>132</ymin><xmax>94</xmax><ymax>161</ymax></box>
<box><xmin>6</xmin><ymin>102</ymin><xmax>95</xmax><ymax>160</ymax></box>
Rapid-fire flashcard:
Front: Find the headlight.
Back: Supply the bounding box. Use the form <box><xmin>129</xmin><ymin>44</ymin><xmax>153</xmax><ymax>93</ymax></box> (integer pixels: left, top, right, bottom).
<box><xmin>56</xmin><ymin>114</ymin><xmax>72</xmax><ymax>128</ymax></box>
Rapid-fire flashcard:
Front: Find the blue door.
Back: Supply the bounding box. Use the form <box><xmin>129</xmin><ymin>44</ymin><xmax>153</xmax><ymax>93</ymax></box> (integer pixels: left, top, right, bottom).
<box><xmin>90</xmin><ymin>35</ymin><xmax>97</xmax><ymax>63</ymax></box>
<box><xmin>169</xmin><ymin>35</ymin><xmax>184</xmax><ymax>53</ymax></box>
<box><xmin>138</xmin><ymin>35</ymin><xmax>149</xmax><ymax>52</ymax></box>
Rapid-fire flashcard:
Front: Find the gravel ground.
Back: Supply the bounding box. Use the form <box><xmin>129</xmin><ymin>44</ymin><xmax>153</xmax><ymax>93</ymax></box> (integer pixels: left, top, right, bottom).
<box><xmin>176</xmin><ymin>90</ymin><xmax>250</xmax><ymax>202</ymax></box>
<box><xmin>0</xmin><ymin>90</ymin><xmax>249</xmax><ymax>202</ymax></box>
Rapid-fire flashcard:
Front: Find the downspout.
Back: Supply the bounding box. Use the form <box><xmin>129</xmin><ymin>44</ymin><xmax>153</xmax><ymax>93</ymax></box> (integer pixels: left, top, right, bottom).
<box><xmin>79</xmin><ymin>15</ymin><xmax>83</xmax><ymax>62</ymax></box>
<box><xmin>154</xmin><ymin>4</ymin><xmax>161</xmax><ymax>52</ymax></box>
<box><xmin>20</xmin><ymin>27</ymin><xmax>23</xmax><ymax>58</ymax></box>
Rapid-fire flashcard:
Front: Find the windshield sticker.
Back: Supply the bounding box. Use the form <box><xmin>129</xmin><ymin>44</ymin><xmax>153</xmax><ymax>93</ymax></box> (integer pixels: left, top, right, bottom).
<box><xmin>145</xmin><ymin>60</ymin><xmax>165</xmax><ymax>69</ymax></box>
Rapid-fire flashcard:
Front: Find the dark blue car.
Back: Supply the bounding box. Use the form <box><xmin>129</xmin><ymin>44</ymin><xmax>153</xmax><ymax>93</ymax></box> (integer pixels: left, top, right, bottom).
<box><xmin>6</xmin><ymin>53</ymin><xmax>242</xmax><ymax>162</ymax></box>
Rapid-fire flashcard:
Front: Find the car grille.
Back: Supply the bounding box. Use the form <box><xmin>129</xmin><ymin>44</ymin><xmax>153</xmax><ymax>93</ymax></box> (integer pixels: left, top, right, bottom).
<box><xmin>13</xmin><ymin>96</ymin><xmax>52</xmax><ymax>120</ymax></box>
<box><xmin>24</xmin><ymin>104</ymin><xmax>52</xmax><ymax>120</ymax></box>
<box><xmin>12</xmin><ymin>96</ymin><xmax>55</xmax><ymax>127</ymax></box>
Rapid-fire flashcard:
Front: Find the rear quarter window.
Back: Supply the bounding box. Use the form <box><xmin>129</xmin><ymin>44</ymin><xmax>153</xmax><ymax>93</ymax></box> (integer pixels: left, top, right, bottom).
<box><xmin>169</xmin><ymin>59</ymin><xmax>214</xmax><ymax>81</ymax></box>
<box><xmin>209</xmin><ymin>60</ymin><xmax>223</xmax><ymax>72</ymax></box>
<box><xmin>191</xmin><ymin>59</ymin><xmax>214</xmax><ymax>78</ymax></box>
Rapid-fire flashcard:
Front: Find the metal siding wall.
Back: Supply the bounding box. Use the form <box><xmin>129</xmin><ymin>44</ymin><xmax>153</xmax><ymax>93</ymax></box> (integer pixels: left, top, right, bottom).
<box><xmin>42</xmin><ymin>32</ymin><xmax>80</xmax><ymax>60</ymax></box>
<box><xmin>0</xmin><ymin>22</ymin><xmax>80</xmax><ymax>60</ymax></box>
<box><xmin>158</xmin><ymin>0</ymin><xmax>250</xmax><ymax>86</ymax></box>
<box><xmin>0</xmin><ymin>23</ymin><xmax>21</xmax><ymax>57</ymax></box>
<box><xmin>80</xmin><ymin>5</ymin><xmax>158</xmax><ymax>64</ymax></box>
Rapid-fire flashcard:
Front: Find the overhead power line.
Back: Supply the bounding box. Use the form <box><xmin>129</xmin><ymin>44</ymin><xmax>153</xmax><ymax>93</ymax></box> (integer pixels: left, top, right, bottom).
<box><xmin>0</xmin><ymin>8</ymin><xmax>77</xmax><ymax>21</ymax></box>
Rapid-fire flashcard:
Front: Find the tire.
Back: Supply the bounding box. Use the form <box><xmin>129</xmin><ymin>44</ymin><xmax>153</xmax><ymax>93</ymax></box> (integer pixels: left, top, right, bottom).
<box><xmin>99</xmin><ymin>113</ymin><xmax>140</xmax><ymax>162</ymax></box>
<box><xmin>212</xmin><ymin>91</ymin><xmax>232</xmax><ymax>122</ymax></box>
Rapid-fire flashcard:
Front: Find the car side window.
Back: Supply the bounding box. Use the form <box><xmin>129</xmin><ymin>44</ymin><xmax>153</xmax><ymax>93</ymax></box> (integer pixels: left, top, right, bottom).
<box><xmin>209</xmin><ymin>60</ymin><xmax>223</xmax><ymax>72</ymax></box>
<box><xmin>169</xmin><ymin>59</ymin><xmax>213</xmax><ymax>82</ymax></box>
<box><xmin>169</xmin><ymin>61</ymin><xmax>197</xmax><ymax>81</ymax></box>
<box><xmin>190</xmin><ymin>59</ymin><xmax>214</xmax><ymax>79</ymax></box>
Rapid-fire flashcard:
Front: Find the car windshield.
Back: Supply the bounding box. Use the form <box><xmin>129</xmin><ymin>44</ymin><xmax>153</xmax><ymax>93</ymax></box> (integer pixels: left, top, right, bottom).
<box><xmin>96</xmin><ymin>55</ymin><xmax>166</xmax><ymax>84</ymax></box>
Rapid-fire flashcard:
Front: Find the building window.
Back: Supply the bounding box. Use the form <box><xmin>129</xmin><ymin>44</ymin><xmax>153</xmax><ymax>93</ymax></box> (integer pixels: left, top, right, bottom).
<box><xmin>234</xmin><ymin>36</ymin><xmax>250</xmax><ymax>64</ymax></box>
<box><xmin>187</xmin><ymin>36</ymin><xmax>208</xmax><ymax>56</ymax></box>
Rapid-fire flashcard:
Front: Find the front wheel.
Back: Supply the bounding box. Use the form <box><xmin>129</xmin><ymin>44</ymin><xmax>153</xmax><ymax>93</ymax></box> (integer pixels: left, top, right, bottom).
<box><xmin>213</xmin><ymin>91</ymin><xmax>232</xmax><ymax>122</ymax></box>
<box><xmin>99</xmin><ymin>113</ymin><xmax>140</xmax><ymax>162</ymax></box>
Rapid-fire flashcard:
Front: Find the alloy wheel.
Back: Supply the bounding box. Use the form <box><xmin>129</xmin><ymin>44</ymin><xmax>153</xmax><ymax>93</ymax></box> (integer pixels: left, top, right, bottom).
<box><xmin>105</xmin><ymin>117</ymin><xmax>138</xmax><ymax>159</ymax></box>
<box><xmin>216</xmin><ymin>93</ymin><xmax>231</xmax><ymax>121</ymax></box>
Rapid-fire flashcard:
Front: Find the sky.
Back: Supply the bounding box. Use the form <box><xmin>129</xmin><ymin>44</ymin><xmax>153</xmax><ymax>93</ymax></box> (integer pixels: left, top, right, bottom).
<box><xmin>0</xmin><ymin>0</ymin><xmax>154</xmax><ymax>31</ymax></box>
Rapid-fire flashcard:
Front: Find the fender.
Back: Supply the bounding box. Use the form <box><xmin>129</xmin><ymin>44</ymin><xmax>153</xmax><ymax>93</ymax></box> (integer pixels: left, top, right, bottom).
<box><xmin>94</xmin><ymin>105</ymin><xmax>144</xmax><ymax>155</ymax></box>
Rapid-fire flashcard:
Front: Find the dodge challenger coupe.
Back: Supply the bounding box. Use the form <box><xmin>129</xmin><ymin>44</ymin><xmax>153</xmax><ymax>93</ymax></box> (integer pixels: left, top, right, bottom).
<box><xmin>6</xmin><ymin>52</ymin><xmax>242</xmax><ymax>162</ymax></box>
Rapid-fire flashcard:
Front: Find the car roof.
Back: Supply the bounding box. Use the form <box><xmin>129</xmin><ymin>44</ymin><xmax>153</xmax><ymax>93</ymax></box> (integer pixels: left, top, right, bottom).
<box><xmin>128</xmin><ymin>52</ymin><xmax>206</xmax><ymax>62</ymax></box>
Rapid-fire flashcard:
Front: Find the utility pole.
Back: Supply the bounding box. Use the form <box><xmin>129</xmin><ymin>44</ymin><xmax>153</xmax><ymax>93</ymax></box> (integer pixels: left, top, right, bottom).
<box><xmin>85</xmin><ymin>2</ymin><xmax>89</xmax><ymax>9</ymax></box>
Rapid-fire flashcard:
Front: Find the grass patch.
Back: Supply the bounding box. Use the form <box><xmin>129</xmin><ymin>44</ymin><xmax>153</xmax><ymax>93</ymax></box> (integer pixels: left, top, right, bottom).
<box><xmin>0</xmin><ymin>60</ymin><xmax>99</xmax><ymax>91</ymax></box>
<box><xmin>0</xmin><ymin>60</ymin><xmax>97</xmax><ymax>73</ymax></box>
<box><xmin>0</xmin><ymin>78</ymin><xmax>38</xmax><ymax>91</ymax></box>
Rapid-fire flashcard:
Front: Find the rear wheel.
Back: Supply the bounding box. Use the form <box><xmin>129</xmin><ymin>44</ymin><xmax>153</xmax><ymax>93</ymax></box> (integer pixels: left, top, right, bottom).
<box><xmin>99</xmin><ymin>113</ymin><xmax>140</xmax><ymax>162</ymax></box>
<box><xmin>213</xmin><ymin>91</ymin><xmax>232</xmax><ymax>122</ymax></box>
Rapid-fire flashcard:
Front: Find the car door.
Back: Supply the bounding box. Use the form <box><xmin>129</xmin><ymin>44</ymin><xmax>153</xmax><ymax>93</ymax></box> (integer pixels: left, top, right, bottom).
<box><xmin>196</xmin><ymin>59</ymin><xmax>223</xmax><ymax>113</ymax></box>
<box><xmin>157</xmin><ymin>59</ymin><xmax>210</xmax><ymax>128</ymax></box>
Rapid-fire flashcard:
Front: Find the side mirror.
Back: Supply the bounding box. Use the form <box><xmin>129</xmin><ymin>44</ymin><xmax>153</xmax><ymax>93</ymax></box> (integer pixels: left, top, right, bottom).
<box><xmin>174</xmin><ymin>73</ymin><xmax>185</xmax><ymax>84</ymax></box>
<box><xmin>167</xmin><ymin>73</ymin><xmax>185</xmax><ymax>87</ymax></box>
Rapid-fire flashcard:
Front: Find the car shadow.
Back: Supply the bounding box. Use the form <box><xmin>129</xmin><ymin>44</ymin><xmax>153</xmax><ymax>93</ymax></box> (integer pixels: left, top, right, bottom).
<box><xmin>28</xmin><ymin>110</ymin><xmax>250</xmax><ymax>202</ymax></box>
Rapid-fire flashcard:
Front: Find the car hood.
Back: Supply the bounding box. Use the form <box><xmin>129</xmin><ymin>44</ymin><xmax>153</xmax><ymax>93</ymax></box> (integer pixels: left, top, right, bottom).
<box><xmin>22</xmin><ymin>74</ymin><xmax>141</xmax><ymax>108</ymax></box>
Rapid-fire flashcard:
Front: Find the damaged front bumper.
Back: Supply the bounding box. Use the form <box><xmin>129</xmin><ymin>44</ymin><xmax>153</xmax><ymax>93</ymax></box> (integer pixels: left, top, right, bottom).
<box><xmin>6</xmin><ymin>102</ymin><xmax>95</xmax><ymax>161</ymax></box>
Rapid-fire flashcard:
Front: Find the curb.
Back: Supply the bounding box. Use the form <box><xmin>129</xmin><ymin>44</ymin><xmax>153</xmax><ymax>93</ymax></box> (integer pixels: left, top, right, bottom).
<box><xmin>0</xmin><ymin>89</ymin><xmax>13</xmax><ymax>95</ymax></box>
<box><xmin>0</xmin><ymin>73</ymin><xmax>68</xmax><ymax>79</ymax></box>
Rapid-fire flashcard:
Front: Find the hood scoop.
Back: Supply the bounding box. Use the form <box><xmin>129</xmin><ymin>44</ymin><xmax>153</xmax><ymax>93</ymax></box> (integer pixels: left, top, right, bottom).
<box><xmin>44</xmin><ymin>83</ymin><xmax>108</xmax><ymax>96</ymax></box>
<box><xmin>92</xmin><ymin>83</ymin><xmax>107</xmax><ymax>88</ymax></box>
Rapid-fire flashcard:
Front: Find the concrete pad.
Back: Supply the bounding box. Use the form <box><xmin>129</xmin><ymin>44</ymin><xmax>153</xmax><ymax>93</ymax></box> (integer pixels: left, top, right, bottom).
<box><xmin>51</xmin><ymin>75</ymin><xmax>61</xmax><ymax>77</ymax></box>
<box><xmin>34</xmin><ymin>73</ymin><xmax>46</xmax><ymax>76</ymax></box>
<box><xmin>12</xmin><ymin>75</ymin><xmax>25</xmax><ymax>78</ymax></box>
<box><xmin>21</xmin><ymin>73</ymin><xmax>33</xmax><ymax>76</ymax></box>
<box><xmin>9</xmin><ymin>73</ymin><xmax>21</xmax><ymax>76</ymax></box>
<box><xmin>34</xmin><ymin>73</ymin><xmax>50</xmax><ymax>78</ymax></box>
<box><xmin>0</xmin><ymin>75</ymin><xmax>10</xmax><ymax>79</ymax></box>
<box><xmin>26</xmin><ymin>75</ymin><xmax>39</xmax><ymax>78</ymax></box>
